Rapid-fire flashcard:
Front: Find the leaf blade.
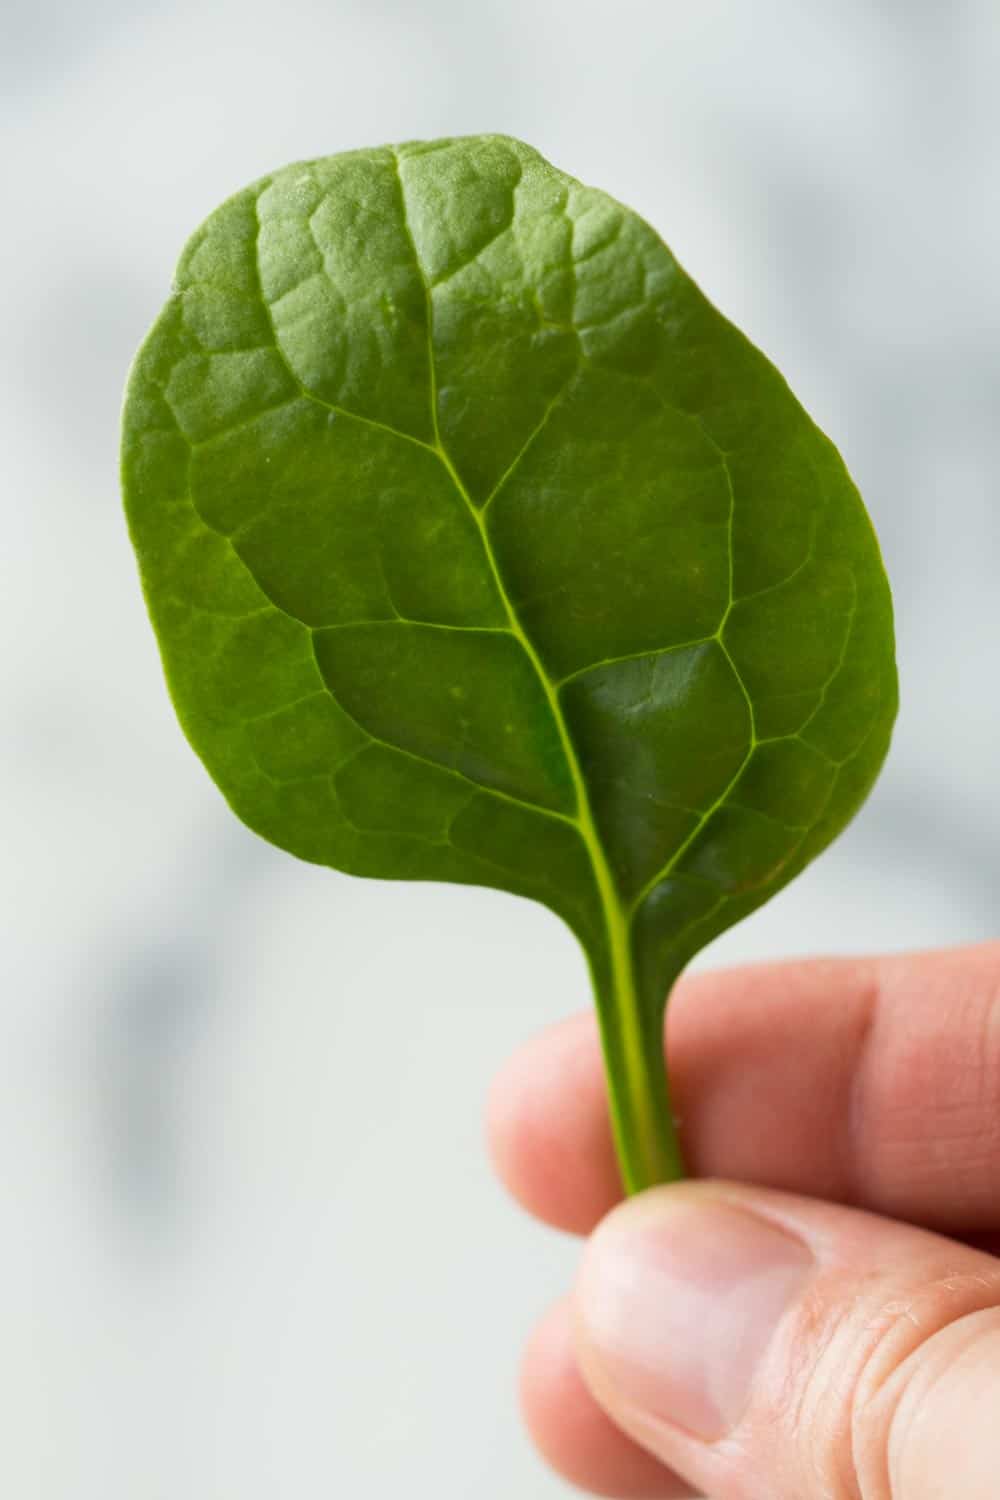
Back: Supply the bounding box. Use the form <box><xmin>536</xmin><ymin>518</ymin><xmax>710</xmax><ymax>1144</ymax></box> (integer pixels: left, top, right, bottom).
<box><xmin>123</xmin><ymin>134</ymin><xmax>897</xmax><ymax>1189</ymax></box>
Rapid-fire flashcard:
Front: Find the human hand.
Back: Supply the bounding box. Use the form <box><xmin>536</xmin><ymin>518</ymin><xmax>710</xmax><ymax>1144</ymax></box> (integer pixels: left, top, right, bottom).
<box><xmin>488</xmin><ymin>943</ymin><xmax>1000</xmax><ymax>1499</ymax></box>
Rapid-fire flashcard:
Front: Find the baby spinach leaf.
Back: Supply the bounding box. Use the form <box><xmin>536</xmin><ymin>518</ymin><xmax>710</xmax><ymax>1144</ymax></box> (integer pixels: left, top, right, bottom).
<box><xmin>122</xmin><ymin>135</ymin><xmax>897</xmax><ymax>1191</ymax></box>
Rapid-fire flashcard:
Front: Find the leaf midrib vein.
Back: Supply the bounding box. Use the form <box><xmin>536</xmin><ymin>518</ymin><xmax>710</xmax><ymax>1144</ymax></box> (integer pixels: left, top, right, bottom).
<box><xmin>388</xmin><ymin>155</ymin><xmax>602</xmax><ymax>836</ymax></box>
<box><xmin>390</xmin><ymin>149</ymin><xmax>645</xmax><ymax>1071</ymax></box>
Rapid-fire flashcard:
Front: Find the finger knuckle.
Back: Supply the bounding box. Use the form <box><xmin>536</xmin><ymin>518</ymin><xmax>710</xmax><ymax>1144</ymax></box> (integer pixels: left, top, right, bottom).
<box><xmin>777</xmin><ymin>1266</ymin><xmax>1000</xmax><ymax>1500</ymax></box>
<box><xmin>850</xmin><ymin>1269</ymin><xmax>1000</xmax><ymax>1498</ymax></box>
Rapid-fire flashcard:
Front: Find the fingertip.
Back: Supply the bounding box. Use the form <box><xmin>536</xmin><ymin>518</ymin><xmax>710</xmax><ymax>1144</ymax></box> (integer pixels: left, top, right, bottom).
<box><xmin>486</xmin><ymin>1013</ymin><xmax>621</xmax><ymax>1233</ymax></box>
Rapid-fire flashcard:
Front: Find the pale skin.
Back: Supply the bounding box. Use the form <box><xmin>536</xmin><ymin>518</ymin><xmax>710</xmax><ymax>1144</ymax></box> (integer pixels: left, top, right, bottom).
<box><xmin>487</xmin><ymin>942</ymin><xmax>1000</xmax><ymax>1499</ymax></box>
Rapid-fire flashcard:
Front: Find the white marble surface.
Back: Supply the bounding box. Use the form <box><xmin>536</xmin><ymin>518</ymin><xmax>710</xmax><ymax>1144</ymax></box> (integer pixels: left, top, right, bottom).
<box><xmin>4</xmin><ymin>1</ymin><xmax>998</xmax><ymax>1494</ymax></box>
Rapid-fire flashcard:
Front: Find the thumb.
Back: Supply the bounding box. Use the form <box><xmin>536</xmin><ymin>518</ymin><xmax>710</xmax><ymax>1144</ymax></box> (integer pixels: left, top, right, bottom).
<box><xmin>573</xmin><ymin>1182</ymin><xmax>1000</xmax><ymax>1500</ymax></box>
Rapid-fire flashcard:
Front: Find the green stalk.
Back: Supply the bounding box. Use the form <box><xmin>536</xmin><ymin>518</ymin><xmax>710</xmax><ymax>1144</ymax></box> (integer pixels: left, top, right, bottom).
<box><xmin>589</xmin><ymin>946</ymin><xmax>685</xmax><ymax>1194</ymax></box>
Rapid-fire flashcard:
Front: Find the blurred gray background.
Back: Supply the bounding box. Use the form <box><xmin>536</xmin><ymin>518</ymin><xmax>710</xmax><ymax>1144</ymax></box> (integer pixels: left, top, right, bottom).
<box><xmin>4</xmin><ymin>1</ymin><xmax>998</xmax><ymax>1495</ymax></box>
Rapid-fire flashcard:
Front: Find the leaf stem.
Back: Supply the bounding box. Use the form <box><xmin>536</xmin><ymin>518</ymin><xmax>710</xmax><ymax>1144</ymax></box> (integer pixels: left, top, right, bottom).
<box><xmin>589</xmin><ymin>928</ymin><xmax>685</xmax><ymax>1194</ymax></box>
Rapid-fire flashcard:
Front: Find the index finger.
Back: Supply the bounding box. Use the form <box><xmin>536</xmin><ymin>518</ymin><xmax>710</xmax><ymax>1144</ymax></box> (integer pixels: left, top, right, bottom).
<box><xmin>486</xmin><ymin>943</ymin><xmax>1000</xmax><ymax>1235</ymax></box>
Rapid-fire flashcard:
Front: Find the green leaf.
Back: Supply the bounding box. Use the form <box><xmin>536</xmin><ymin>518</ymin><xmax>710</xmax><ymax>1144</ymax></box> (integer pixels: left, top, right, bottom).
<box><xmin>122</xmin><ymin>135</ymin><xmax>897</xmax><ymax>1191</ymax></box>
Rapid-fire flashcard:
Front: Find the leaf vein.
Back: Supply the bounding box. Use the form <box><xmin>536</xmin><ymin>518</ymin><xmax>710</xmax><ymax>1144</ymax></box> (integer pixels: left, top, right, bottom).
<box><xmin>392</xmin><ymin>146</ymin><xmax>644</xmax><ymax>1077</ymax></box>
<box><xmin>248</xmin><ymin>188</ymin><xmax>439</xmax><ymax>457</ymax></box>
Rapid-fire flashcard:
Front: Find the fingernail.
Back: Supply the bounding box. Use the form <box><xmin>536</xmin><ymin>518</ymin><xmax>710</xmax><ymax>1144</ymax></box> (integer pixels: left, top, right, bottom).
<box><xmin>575</xmin><ymin>1193</ymin><xmax>812</xmax><ymax>1440</ymax></box>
